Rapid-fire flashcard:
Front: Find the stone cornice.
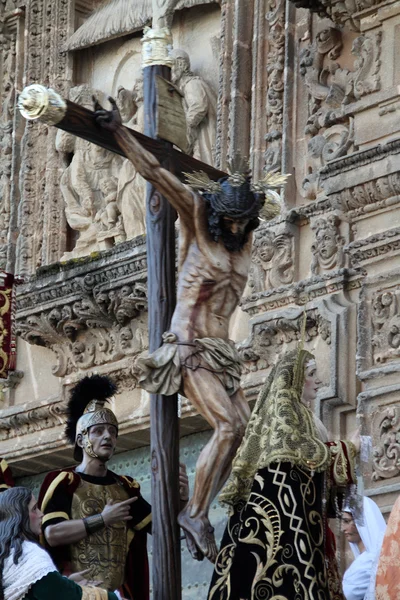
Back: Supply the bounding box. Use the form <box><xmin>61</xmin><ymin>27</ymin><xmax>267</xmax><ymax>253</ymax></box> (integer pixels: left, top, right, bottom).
<box><xmin>320</xmin><ymin>138</ymin><xmax>400</xmax><ymax>182</ymax></box>
<box><xmin>346</xmin><ymin>227</ymin><xmax>400</xmax><ymax>266</ymax></box>
<box><xmin>241</xmin><ymin>268</ymin><xmax>362</xmax><ymax>316</ymax></box>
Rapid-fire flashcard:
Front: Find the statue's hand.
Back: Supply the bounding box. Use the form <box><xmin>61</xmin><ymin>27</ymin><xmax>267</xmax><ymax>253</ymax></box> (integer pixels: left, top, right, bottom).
<box><xmin>93</xmin><ymin>96</ymin><xmax>122</xmax><ymax>132</ymax></box>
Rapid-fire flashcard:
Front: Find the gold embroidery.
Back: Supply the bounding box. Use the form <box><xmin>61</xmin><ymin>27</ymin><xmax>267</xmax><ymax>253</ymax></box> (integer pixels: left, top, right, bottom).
<box><xmin>210</xmin><ymin>464</ymin><xmax>334</xmax><ymax>600</ymax></box>
<box><xmin>71</xmin><ymin>480</ymin><xmax>130</xmax><ymax>591</ymax></box>
<box><xmin>220</xmin><ymin>349</ymin><xmax>330</xmax><ymax>507</ymax></box>
<box><xmin>329</xmin><ymin>440</ymin><xmax>356</xmax><ymax>487</ymax></box>
<box><xmin>81</xmin><ymin>586</ymin><xmax>109</xmax><ymax>600</ymax></box>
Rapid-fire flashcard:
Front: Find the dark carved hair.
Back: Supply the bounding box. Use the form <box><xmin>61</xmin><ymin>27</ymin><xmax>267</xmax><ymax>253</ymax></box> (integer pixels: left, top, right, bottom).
<box><xmin>0</xmin><ymin>487</ymin><xmax>38</xmax><ymax>600</ymax></box>
<box><xmin>203</xmin><ymin>177</ymin><xmax>263</xmax><ymax>250</ymax></box>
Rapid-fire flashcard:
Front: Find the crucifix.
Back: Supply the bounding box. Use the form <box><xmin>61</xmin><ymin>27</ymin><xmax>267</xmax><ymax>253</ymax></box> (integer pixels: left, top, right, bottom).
<box><xmin>18</xmin><ymin>11</ymin><xmax>282</xmax><ymax>599</ymax></box>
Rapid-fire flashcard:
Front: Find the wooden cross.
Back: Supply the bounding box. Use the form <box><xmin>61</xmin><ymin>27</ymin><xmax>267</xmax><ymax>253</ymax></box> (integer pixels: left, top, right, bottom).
<box><xmin>18</xmin><ymin>66</ymin><xmax>225</xmax><ymax>600</ymax></box>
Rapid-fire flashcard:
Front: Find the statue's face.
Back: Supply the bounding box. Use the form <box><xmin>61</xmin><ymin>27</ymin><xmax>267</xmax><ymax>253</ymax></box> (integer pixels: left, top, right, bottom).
<box><xmin>218</xmin><ymin>216</ymin><xmax>250</xmax><ymax>252</ymax></box>
<box><xmin>316</xmin><ymin>228</ymin><xmax>337</xmax><ymax>259</ymax></box>
<box><xmin>171</xmin><ymin>59</ymin><xmax>186</xmax><ymax>83</ymax></box>
<box><xmin>301</xmin><ymin>360</ymin><xmax>321</xmax><ymax>407</ymax></box>
<box><xmin>87</xmin><ymin>423</ymin><xmax>118</xmax><ymax>461</ymax></box>
<box><xmin>221</xmin><ymin>216</ymin><xmax>250</xmax><ymax>236</ymax></box>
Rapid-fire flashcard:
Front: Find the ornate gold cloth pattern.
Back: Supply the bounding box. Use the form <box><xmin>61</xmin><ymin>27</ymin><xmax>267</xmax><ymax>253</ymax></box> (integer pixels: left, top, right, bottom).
<box><xmin>71</xmin><ymin>480</ymin><xmax>130</xmax><ymax>591</ymax></box>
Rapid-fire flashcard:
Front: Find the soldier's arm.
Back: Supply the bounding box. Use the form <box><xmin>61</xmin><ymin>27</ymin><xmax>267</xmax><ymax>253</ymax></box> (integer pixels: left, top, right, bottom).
<box><xmin>95</xmin><ymin>98</ymin><xmax>195</xmax><ymax>225</ymax></box>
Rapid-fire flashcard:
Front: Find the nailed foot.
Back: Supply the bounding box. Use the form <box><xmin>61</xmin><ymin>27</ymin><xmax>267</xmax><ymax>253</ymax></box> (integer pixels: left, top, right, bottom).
<box><xmin>178</xmin><ymin>508</ymin><xmax>217</xmax><ymax>563</ymax></box>
<box><xmin>184</xmin><ymin>530</ymin><xmax>204</xmax><ymax>561</ymax></box>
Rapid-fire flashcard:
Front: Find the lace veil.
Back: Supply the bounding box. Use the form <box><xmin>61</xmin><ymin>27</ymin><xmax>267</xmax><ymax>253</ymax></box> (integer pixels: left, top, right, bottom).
<box><xmin>220</xmin><ymin>348</ymin><xmax>331</xmax><ymax>507</ymax></box>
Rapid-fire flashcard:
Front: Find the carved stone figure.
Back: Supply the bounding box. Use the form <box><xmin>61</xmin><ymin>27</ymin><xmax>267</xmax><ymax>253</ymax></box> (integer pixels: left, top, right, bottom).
<box><xmin>371</xmin><ymin>289</ymin><xmax>400</xmax><ymax>364</ymax></box>
<box><xmin>249</xmin><ymin>228</ymin><xmax>294</xmax><ymax>291</ymax></box>
<box><xmin>94</xmin><ymin>99</ymin><xmax>281</xmax><ymax>562</ymax></box>
<box><xmin>116</xmin><ymin>79</ymin><xmax>147</xmax><ymax>239</ymax></box>
<box><xmin>171</xmin><ymin>49</ymin><xmax>217</xmax><ymax>165</ymax></box>
<box><xmin>311</xmin><ymin>214</ymin><xmax>344</xmax><ymax>274</ymax></box>
<box><xmin>56</xmin><ymin>86</ymin><xmax>123</xmax><ymax>259</ymax></box>
<box><xmin>299</xmin><ymin>27</ymin><xmax>381</xmax><ymax>199</ymax></box>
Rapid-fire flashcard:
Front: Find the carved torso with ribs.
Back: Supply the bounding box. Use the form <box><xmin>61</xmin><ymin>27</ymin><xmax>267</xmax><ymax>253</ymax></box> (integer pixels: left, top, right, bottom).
<box><xmin>170</xmin><ymin>194</ymin><xmax>253</xmax><ymax>341</ymax></box>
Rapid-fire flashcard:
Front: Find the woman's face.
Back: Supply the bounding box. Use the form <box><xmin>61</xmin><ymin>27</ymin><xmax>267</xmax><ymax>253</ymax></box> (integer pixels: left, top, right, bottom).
<box><xmin>301</xmin><ymin>360</ymin><xmax>322</xmax><ymax>407</ymax></box>
<box><xmin>341</xmin><ymin>511</ymin><xmax>362</xmax><ymax>545</ymax></box>
<box><xmin>28</xmin><ymin>495</ymin><xmax>43</xmax><ymax>537</ymax></box>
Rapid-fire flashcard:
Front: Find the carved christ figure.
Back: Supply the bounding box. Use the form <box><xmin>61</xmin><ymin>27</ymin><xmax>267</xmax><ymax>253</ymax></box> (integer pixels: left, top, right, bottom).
<box><xmin>95</xmin><ymin>99</ymin><xmax>272</xmax><ymax>562</ymax></box>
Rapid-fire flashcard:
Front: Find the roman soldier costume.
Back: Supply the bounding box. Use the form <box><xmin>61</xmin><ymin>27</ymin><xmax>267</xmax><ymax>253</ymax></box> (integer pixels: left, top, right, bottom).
<box><xmin>38</xmin><ymin>375</ymin><xmax>151</xmax><ymax>600</ymax></box>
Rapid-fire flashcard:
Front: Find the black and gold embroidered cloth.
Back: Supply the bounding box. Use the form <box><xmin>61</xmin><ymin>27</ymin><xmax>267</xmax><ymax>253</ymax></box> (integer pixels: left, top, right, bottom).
<box><xmin>208</xmin><ymin>462</ymin><xmax>343</xmax><ymax>600</ymax></box>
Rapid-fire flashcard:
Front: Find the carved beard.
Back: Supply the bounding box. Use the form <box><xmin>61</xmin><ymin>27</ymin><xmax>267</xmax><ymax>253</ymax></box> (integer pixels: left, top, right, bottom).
<box><xmin>219</xmin><ymin>228</ymin><xmax>248</xmax><ymax>252</ymax></box>
<box><xmin>207</xmin><ymin>210</ymin><xmax>256</xmax><ymax>252</ymax></box>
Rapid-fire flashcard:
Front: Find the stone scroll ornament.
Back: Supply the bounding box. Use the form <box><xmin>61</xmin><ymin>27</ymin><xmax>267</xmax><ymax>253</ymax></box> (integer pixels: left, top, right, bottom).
<box><xmin>0</xmin><ymin>272</ymin><xmax>19</xmax><ymax>379</ymax></box>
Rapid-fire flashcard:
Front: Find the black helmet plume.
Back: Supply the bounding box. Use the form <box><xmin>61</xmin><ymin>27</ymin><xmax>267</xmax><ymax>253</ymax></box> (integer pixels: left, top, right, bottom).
<box><xmin>65</xmin><ymin>374</ymin><xmax>117</xmax><ymax>444</ymax></box>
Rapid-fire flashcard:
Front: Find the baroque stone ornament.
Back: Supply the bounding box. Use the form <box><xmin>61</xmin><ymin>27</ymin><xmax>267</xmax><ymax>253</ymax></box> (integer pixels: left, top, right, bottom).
<box><xmin>56</xmin><ymin>85</ymin><xmax>124</xmax><ymax>260</ymax></box>
<box><xmin>299</xmin><ymin>27</ymin><xmax>381</xmax><ymax>199</ymax></box>
<box><xmin>311</xmin><ymin>215</ymin><xmax>345</xmax><ymax>274</ymax></box>
<box><xmin>16</xmin><ymin>239</ymin><xmax>148</xmax><ymax>377</ymax></box>
<box><xmin>249</xmin><ymin>224</ymin><xmax>294</xmax><ymax>292</ymax></box>
<box><xmin>264</xmin><ymin>0</ymin><xmax>285</xmax><ymax>171</ymax></box>
<box><xmin>0</xmin><ymin>399</ymin><xmax>67</xmax><ymax>441</ymax></box>
<box><xmin>16</xmin><ymin>0</ymin><xmax>74</xmax><ymax>275</ymax></box>
<box><xmin>371</xmin><ymin>288</ymin><xmax>400</xmax><ymax>365</ymax></box>
<box><xmin>288</xmin><ymin>0</ymin><xmax>382</xmax><ymax>31</ymax></box>
<box><xmin>372</xmin><ymin>406</ymin><xmax>400</xmax><ymax>481</ymax></box>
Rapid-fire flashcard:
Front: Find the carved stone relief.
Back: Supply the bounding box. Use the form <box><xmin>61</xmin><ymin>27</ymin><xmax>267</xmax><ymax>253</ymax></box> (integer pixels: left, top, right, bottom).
<box><xmin>372</xmin><ymin>405</ymin><xmax>400</xmax><ymax>482</ymax></box>
<box><xmin>171</xmin><ymin>48</ymin><xmax>217</xmax><ymax>166</ymax></box>
<box><xmin>288</xmin><ymin>0</ymin><xmax>382</xmax><ymax>32</ymax></box>
<box><xmin>238</xmin><ymin>309</ymin><xmax>330</xmax><ymax>378</ymax></box>
<box><xmin>0</xmin><ymin>399</ymin><xmax>67</xmax><ymax>442</ymax></box>
<box><xmin>57</xmin><ymin>85</ymin><xmax>125</xmax><ymax>260</ymax></box>
<box><xmin>371</xmin><ymin>287</ymin><xmax>400</xmax><ymax>365</ymax></box>
<box><xmin>116</xmin><ymin>78</ymin><xmax>147</xmax><ymax>240</ymax></box>
<box><xmin>299</xmin><ymin>28</ymin><xmax>381</xmax><ymax>199</ymax></box>
<box><xmin>0</xmin><ymin>19</ymin><xmax>16</xmax><ymax>269</ymax></box>
<box><xmin>16</xmin><ymin>240</ymin><xmax>148</xmax><ymax>377</ymax></box>
<box><xmin>311</xmin><ymin>214</ymin><xmax>345</xmax><ymax>274</ymax></box>
<box><xmin>16</xmin><ymin>0</ymin><xmax>74</xmax><ymax>275</ymax></box>
<box><xmin>248</xmin><ymin>223</ymin><xmax>294</xmax><ymax>292</ymax></box>
<box><xmin>264</xmin><ymin>0</ymin><xmax>285</xmax><ymax>171</ymax></box>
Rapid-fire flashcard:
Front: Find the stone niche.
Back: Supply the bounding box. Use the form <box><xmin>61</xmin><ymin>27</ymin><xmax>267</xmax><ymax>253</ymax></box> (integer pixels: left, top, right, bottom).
<box><xmin>58</xmin><ymin>2</ymin><xmax>221</xmax><ymax>261</ymax></box>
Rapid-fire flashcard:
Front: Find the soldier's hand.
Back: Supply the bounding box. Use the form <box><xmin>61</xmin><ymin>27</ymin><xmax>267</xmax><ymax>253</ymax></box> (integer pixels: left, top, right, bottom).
<box><xmin>179</xmin><ymin>462</ymin><xmax>189</xmax><ymax>503</ymax></box>
<box><xmin>93</xmin><ymin>96</ymin><xmax>122</xmax><ymax>132</ymax></box>
<box><xmin>101</xmin><ymin>496</ymin><xmax>137</xmax><ymax>526</ymax></box>
<box><xmin>68</xmin><ymin>569</ymin><xmax>103</xmax><ymax>587</ymax></box>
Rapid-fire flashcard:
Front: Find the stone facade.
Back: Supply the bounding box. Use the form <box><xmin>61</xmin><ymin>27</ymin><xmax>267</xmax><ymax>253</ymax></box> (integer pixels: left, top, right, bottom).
<box><xmin>1</xmin><ymin>0</ymin><xmax>400</xmax><ymax>595</ymax></box>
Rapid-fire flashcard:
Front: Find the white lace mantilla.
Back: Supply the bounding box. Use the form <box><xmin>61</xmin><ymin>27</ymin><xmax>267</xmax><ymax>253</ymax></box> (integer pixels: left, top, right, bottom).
<box><xmin>3</xmin><ymin>540</ymin><xmax>57</xmax><ymax>600</ymax></box>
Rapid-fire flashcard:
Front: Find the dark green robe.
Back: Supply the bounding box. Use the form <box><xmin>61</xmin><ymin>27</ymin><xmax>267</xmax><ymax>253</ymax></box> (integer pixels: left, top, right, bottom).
<box><xmin>24</xmin><ymin>571</ymin><xmax>118</xmax><ymax>600</ymax></box>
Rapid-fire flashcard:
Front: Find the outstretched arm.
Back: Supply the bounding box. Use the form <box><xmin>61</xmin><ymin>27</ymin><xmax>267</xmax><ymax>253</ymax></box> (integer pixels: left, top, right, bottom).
<box><xmin>95</xmin><ymin>98</ymin><xmax>194</xmax><ymax>224</ymax></box>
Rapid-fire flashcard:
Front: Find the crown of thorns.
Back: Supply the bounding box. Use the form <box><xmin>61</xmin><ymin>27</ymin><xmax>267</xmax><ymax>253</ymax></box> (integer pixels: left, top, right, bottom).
<box><xmin>183</xmin><ymin>170</ymin><xmax>290</xmax><ymax>205</ymax></box>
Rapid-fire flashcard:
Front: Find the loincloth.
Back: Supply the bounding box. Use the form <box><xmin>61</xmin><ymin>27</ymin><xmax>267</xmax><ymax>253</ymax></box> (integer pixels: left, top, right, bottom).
<box><xmin>137</xmin><ymin>332</ymin><xmax>243</xmax><ymax>397</ymax></box>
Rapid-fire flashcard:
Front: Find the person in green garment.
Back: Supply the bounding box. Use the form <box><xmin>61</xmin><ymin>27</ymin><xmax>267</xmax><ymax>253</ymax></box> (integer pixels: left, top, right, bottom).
<box><xmin>0</xmin><ymin>486</ymin><xmax>122</xmax><ymax>600</ymax></box>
